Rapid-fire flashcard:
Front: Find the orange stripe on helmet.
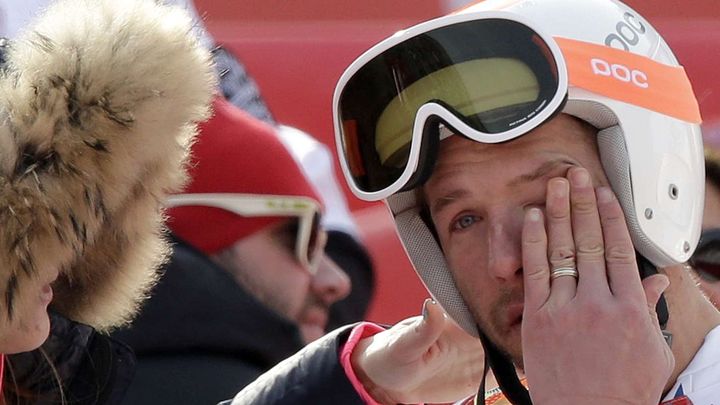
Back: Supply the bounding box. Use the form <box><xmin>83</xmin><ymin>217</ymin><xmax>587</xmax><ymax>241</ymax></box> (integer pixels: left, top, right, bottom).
<box><xmin>556</xmin><ymin>37</ymin><xmax>702</xmax><ymax>124</ymax></box>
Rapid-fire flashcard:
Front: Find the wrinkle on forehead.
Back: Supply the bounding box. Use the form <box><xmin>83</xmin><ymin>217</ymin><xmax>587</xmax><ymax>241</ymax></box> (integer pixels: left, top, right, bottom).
<box><xmin>422</xmin><ymin>114</ymin><xmax>604</xmax><ymax>214</ymax></box>
<box><xmin>507</xmin><ymin>158</ymin><xmax>577</xmax><ymax>188</ymax></box>
<box><xmin>428</xmin><ymin>158</ymin><xmax>577</xmax><ymax>217</ymax></box>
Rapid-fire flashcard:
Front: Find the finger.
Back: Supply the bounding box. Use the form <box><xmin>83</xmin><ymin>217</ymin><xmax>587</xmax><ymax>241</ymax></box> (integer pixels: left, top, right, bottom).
<box><xmin>641</xmin><ymin>274</ymin><xmax>670</xmax><ymax>316</ymax></box>
<box><xmin>394</xmin><ymin>299</ymin><xmax>446</xmax><ymax>360</ymax></box>
<box><xmin>522</xmin><ymin>208</ymin><xmax>551</xmax><ymax>311</ymax></box>
<box><xmin>596</xmin><ymin>186</ymin><xmax>644</xmax><ymax>299</ymax></box>
<box><xmin>545</xmin><ymin>178</ymin><xmax>578</xmax><ymax>306</ymax></box>
<box><xmin>568</xmin><ymin>168</ymin><xmax>610</xmax><ymax>296</ymax></box>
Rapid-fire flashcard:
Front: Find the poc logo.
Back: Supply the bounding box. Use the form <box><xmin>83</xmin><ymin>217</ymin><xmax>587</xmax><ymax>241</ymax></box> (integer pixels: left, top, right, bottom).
<box><xmin>604</xmin><ymin>11</ymin><xmax>647</xmax><ymax>51</ymax></box>
<box><xmin>591</xmin><ymin>58</ymin><xmax>649</xmax><ymax>89</ymax></box>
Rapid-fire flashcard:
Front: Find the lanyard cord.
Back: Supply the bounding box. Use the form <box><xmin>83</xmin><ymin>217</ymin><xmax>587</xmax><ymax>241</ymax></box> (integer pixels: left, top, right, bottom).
<box><xmin>637</xmin><ymin>253</ymin><xmax>671</xmax><ymax>339</ymax></box>
<box><xmin>475</xmin><ymin>347</ymin><xmax>490</xmax><ymax>405</ymax></box>
<box><xmin>478</xmin><ymin>329</ymin><xmax>532</xmax><ymax>405</ymax></box>
<box><xmin>0</xmin><ymin>353</ymin><xmax>5</xmax><ymax>396</ymax></box>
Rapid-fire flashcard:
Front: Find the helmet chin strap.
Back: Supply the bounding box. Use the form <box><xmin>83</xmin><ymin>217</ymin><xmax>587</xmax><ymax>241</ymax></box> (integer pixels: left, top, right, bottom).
<box><xmin>637</xmin><ymin>252</ymin><xmax>672</xmax><ymax>345</ymax></box>
<box><xmin>475</xmin><ymin>252</ymin><xmax>671</xmax><ymax>404</ymax></box>
<box><xmin>477</xmin><ymin>330</ymin><xmax>532</xmax><ymax>405</ymax></box>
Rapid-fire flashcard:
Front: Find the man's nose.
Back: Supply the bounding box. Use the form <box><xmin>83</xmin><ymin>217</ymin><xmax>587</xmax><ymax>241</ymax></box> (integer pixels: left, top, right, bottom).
<box><xmin>311</xmin><ymin>254</ymin><xmax>352</xmax><ymax>306</ymax></box>
<box><xmin>486</xmin><ymin>217</ymin><xmax>523</xmax><ymax>282</ymax></box>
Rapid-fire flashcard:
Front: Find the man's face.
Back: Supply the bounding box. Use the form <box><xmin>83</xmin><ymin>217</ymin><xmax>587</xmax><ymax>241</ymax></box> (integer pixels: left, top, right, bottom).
<box><xmin>214</xmin><ymin>219</ymin><xmax>351</xmax><ymax>344</ymax></box>
<box><xmin>423</xmin><ymin>114</ymin><xmax>609</xmax><ymax>365</ymax></box>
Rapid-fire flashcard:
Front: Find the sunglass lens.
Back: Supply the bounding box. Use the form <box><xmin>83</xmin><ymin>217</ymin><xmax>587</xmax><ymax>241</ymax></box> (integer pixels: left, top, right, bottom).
<box><xmin>306</xmin><ymin>212</ymin><xmax>323</xmax><ymax>267</ymax></box>
<box><xmin>693</xmin><ymin>261</ymin><xmax>720</xmax><ymax>282</ymax></box>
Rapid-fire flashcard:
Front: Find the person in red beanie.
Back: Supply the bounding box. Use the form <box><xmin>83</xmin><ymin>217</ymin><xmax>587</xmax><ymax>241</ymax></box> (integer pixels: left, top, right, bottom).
<box><xmin>112</xmin><ymin>97</ymin><xmax>351</xmax><ymax>405</ymax></box>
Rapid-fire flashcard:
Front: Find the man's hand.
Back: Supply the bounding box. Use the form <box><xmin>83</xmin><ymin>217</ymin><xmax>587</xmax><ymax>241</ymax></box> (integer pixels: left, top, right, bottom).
<box><xmin>521</xmin><ymin>167</ymin><xmax>674</xmax><ymax>404</ymax></box>
<box><xmin>351</xmin><ymin>299</ymin><xmax>484</xmax><ymax>404</ymax></box>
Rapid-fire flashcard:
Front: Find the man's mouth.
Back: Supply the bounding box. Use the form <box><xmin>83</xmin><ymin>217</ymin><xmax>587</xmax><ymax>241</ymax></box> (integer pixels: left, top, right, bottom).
<box><xmin>301</xmin><ymin>306</ymin><xmax>328</xmax><ymax>330</ymax></box>
<box><xmin>299</xmin><ymin>305</ymin><xmax>330</xmax><ymax>343</ymax></box>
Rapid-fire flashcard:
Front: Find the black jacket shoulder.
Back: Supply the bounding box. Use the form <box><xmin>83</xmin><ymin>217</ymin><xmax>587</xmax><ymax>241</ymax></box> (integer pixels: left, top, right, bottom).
<box><xmin>112</xmin><ymin>238</ymin><xmax>306</xmax><ymax>404</ymax></box>
<box><xmin>223</xmin><ymin>324</ymin><xmax>365</xmax><ymax>405</ymax></box>
<box><xmin>6</xmin><ymin>313</ymin><xmax>135</xmax><ymax>405</ymax></box>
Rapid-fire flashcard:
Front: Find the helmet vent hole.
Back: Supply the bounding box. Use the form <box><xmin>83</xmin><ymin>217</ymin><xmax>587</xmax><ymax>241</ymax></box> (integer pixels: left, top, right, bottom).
<box><xmin>668</xmin><ymin>184</ymin><xmax>679</xmax><ymax>200</ymax></box>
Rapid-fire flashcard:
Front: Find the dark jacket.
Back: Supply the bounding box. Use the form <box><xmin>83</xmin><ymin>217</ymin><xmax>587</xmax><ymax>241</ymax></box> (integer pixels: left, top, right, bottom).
<box><xmin>6</xmin><ymin>313</ymin><xmax>135</xmax><ymax>405</ymax></box>
<box><xmin>112</xmin><ymin>239</ymin><xmax>307</xmax><ymax>405</ymax></box>
<box><xmin>222</xmin><ymin>324</ymin><xmax>364</xmax><ymax>405</ymax></box>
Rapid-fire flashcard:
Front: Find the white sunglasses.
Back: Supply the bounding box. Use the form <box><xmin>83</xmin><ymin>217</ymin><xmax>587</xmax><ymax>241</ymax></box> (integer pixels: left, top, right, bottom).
<box><xmin>166</xmin><ymin>193</ymin><xmax>325</xmax><ymax>274</ymax></box>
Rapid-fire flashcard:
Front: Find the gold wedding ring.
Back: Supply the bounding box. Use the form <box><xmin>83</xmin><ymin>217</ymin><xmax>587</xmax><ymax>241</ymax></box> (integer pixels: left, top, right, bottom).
<box><xmin>550</xmin><ymin>267</ymin><xmax>579</xmax><ymax>280</ymax></box>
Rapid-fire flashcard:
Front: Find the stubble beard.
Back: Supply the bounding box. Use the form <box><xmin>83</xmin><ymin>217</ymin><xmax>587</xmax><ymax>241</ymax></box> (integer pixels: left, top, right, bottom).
<box><xmin>466</xmin><ymin>286</ymin><xmax>525</xmax><ymax>370</ymax></box>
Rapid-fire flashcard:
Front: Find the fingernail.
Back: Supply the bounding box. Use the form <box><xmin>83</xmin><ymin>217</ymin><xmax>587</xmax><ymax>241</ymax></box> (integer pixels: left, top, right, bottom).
<box><xmin>549</xmin><ymin>178</ymin><xmax>568</xmax><ymax>198</ymax></box>
<box><xmin>527</xmin><ymin>208</ymin><xmax>542</xmax><ymax>222</ymax></box>
<box><xmin>570</xmin><ymin>168</ymin><xmax>590</xmax><ymax>187</ymax></box>
<box><xmin>422</xmin><ymin>298</ymin><xmax>435</xmax><ymax>321</ymax></box>
<box><xmin>596</xmin><ymin>186</ymin><xmax>614</xmax><ymax>203</ymax></box>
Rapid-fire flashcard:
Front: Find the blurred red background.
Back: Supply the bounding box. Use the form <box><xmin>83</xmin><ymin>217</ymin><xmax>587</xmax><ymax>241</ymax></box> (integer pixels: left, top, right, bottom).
<box><xmin>193</xmin><ymin>0</ymin><xmax>720</xmax><ymax>324</ymax></box>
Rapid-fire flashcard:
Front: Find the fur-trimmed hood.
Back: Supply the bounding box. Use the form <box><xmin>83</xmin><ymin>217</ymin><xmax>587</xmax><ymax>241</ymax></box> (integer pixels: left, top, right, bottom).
<box><xmin>0</xmin><ymin>0</ymin><xmax>216</xmax><ymax>331</ymax></box>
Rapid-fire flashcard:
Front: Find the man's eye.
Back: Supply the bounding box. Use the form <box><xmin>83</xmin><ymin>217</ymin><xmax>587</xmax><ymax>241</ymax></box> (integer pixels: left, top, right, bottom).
<box><xmin>452</xmin><ymin>214</ymin><xmax>479</xmax><ymax>231</ymax></box>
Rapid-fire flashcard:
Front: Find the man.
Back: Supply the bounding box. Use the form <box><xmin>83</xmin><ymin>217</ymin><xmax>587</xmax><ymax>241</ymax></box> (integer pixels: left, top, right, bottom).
<box><xmin>112</xmin><ymin>97</ymin><xmax>351</xmax><ymax>405</ymax></box>
<box><xmin>276</xmin><ymin>124</ymin><xmax>375</xmax><ymax>329</ymax></box>
<box><xmin>227</xmin><ymin>0</ymin><xmax>720</xmax><ymax>404</ymax></box>
<box><xmin>167</xmin><ymin>0</ymin><xmax>377</xmax><ymax>329</ymax></box>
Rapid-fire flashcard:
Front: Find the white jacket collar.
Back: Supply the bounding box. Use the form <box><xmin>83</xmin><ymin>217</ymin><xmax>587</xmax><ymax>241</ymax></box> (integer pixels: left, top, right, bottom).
<box><xmin>663</xmin><ymin>324</ymin><xmax>720</xmax><ymax>403</ymax></box>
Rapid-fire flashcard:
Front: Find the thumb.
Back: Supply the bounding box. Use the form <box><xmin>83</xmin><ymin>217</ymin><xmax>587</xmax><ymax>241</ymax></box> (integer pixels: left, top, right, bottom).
<box><xmin>641</xmin><ymin>273</ymin><xmax>670</xmax><ymax>313</ymax></box>
<box><xmin>394</xmin><ymin>298</ymin><xmax>447</xmax><ymax>360</ymax></box>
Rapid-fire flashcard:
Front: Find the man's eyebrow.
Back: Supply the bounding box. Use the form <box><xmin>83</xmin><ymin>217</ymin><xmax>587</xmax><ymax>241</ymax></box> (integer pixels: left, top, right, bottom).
<box><xmin>508</xmin><ymin>158</ymin><xmax>576</xmax><ymax>187</ymax></box>
<box><xmin>429</xmin><ymin>159</ymin><xmax>576</xmax><ymax>216</ymax></box>
<box><xmin>430</xmin><ymin>189</ymin><xmax>471</xmax><ymax>216</ymax></box>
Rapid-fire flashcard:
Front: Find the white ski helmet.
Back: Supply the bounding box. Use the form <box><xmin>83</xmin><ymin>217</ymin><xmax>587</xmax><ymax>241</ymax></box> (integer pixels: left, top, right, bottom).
<box><xmin>333</xmin><ymin>0</ymin><xmax>704</xmax><ymax>336</ymax></box>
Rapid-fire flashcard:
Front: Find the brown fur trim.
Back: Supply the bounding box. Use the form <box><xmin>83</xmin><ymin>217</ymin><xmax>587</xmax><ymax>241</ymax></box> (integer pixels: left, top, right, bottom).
<box><xmin>0</xmin><ymin>0</ymin><xmax>216</xmax><ymax>329</ymax></box>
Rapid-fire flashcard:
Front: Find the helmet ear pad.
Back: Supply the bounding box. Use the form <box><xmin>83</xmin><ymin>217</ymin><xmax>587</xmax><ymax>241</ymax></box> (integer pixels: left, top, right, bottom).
<box><xmin>390</xmin><ymin>116</ymin><xmax>485</xmax><ymax>337</ymax></box>
<box><xmin>596</xmin><ymin>124</ymin><xmax>692</xmax><ymax>267</ymax></box>
<box><xmin>595</xmin><ymin>124</ymin><xmax>671</xmax><ymax>327</ymax></box>
<box><xmin>564</xmin><ymin>99</ymin><xmax>703</xmax><ymax>266</ymax></box>
<box><xmin>562</xmin><ymin>101</ymin><xmax>651</xmax><ymax>257</ymax></box>
<box><xmin>389</xmin><ymin>191</ymin><xmax>480</xmax><ymax>337</ymax></box>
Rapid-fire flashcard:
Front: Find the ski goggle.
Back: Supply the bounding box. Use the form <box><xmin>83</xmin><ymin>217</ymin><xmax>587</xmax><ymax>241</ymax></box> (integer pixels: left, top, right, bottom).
<box><xmin>333</xmin><ymin>11</ymin><xmax>568</xmax><ymax>201</ymax></box>
<box><xmin>165</xmin><ymin>193</ymin><xmax>325</xmax><ymax>274</ymax></box>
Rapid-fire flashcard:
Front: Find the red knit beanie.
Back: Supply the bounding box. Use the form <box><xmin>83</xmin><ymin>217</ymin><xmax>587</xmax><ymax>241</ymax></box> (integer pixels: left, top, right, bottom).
<box><xmin>167</xmin><ymin>97</ymin><xmax>322</xmax><ymax>255</ymax></box>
